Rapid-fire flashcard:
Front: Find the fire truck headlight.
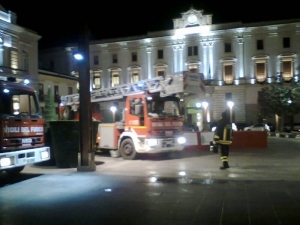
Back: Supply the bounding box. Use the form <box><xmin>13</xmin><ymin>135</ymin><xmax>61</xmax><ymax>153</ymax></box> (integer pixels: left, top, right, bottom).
<box><xmin>41</xmin><ymin>151</ymin><xmax>49</xmax><ymax>160</ymax></box>
<box><xmin>177</xmin><ymin>137</ymin><xmax>186</xmax><ymax>144</ymax></box>
<box><xmin>0</xmin><ymin>157</ymin><xmax>12</xmax><ymax>167</ymax></box>
<box><xmin>146</xmin><ymin>139</ymin><xmax>158</xmax><ymax>147</ymax></box>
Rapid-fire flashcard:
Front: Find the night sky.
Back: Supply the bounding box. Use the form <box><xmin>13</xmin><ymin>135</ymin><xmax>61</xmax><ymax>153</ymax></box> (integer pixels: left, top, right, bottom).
<box><xmin>1</xmin><ymin>1</ymin><xmax>299</xmax><ymax>50</ymax></box>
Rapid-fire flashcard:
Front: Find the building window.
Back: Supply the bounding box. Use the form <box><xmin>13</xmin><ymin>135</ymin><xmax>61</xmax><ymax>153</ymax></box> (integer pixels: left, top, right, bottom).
<box><xmin>189</xmin><ymin>67</ymin><xmax>199</xmax><ymax>73</ymax></box>
<box><xmin>225</xmin><ymin>93</ymin><xmax>232</xmax><ymax>101</ymax></box>
<box><xmin>68</xmin><ymin>87</ymin><xmax>73</xmax><ymax>95</ymax></box>
<box><xmin>157</xmin><ymin>50</ymin><xmax>163</xmax><ymax>59</ymax></box>
<box><xmin>132</xmin><ymin>52</ymin><xmax>137</xmax><ymax>62</ymax></box>
<box><xmin>282</xmin><ymin>60</ymin><xmax>293</xmax><ymax>81</ymax></box>
<box><xmin>188</xmin><ymin>46</ymin><xmax>198</xmax><ymax>56</ymax></box>
<box><xmin>112</xmin><ymin>54</ymin><xmax>118</xmax><ymax>64</ymax></box>
<box><xmin>257</xmin><ymin>40</ymin><xmax>264</xmax><ymax>50</ymax></box>
<box><xmin>111</xmin><ymin>73</ymin><xmax>120</xmax><ymax>87</ymax></box>
<box><xmin>10</xmin><ymin>49</ymin><xmax>18</xmax><ymax>69</ymax></box>
<box><xmin>154</xmin><ymin>63</ymin><xmax>167</xmax><ymax>77</ymax></box>
<box><xmin>187</xmin><ymin>63</ymin><xmax>200</xmax><ymax>73</ymax></box>
<box><xmin>283</xmin><ymin>37</ymin><xmax>290</xmax><ymax>48</ymax></box>
<box><xmin>54</xmin><ymin>85</ymin><xmax>59</xmax><ymax>102</ymax></box>
<box><xmin>131</xmin><ymin>71</ymin><xmax>139</xmax><ymax>83</ymax></box>
<box><xmin>22</xmin><ymin>51</ymin><xmax>28</xmax><ymax>71</ymax></box>
<box><xmin>0</xmin><ymin>38</ymin><xmax>3</xmax><ymax>67</ymax></box>
<box><xmin>94</xmin><ymin>56</ymin><xmax>99</xmax><ymax>65</ymax></box>
<box><xmin>38</xmin><ymin>83</ymin><xmax>44</xmax><ymax>101</ymax></box>
<box><xmin>156</xmin><ymin>71</ymin><xmax>164</xmax><ymax>77</ymax></box>
<box><xmin>256</xmin><ymin>62</ymin><xmax>267</xmax><ymax>82</ymax></box>
<box><xmin>225</xmin><ymin>43</ymin><xmax>231</xmax><ymax>53</ymax></box>
<box><xmin>223</xmin><ymin>64</ymin><xmax>234</xmax><ymax>84</ymax></box>
<box><xmin>93</xmin><ymin>71</ymin><xmax>101</xmax><ymax>89</ymax></box>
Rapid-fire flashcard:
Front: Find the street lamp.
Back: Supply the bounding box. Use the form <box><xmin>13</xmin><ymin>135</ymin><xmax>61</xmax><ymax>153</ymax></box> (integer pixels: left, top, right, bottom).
<box><xmin>227</xmin><ymin>101</ymin><xmax>234</xmax><ymax>123</ymax></box>
<box><xmin>110</xmin><ymin>106</ymin><xmax>117</xmax><ymax>122</ymax></box>
<box><xmin>76</xmin><ymin>18</ymin><xmax>95</xmax><ymax>172</ymax></box>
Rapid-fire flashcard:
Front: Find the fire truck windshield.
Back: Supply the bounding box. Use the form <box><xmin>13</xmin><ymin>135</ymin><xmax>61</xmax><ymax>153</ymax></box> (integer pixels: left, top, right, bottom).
<box><xmin>0</xmin><ymin>88</ymin><xmax>39</xmax><ymax>117</ymax></box>
<box><xmin>147</xmin><ymin>96</ymin><xmax>181</xmax><ymax>118</ymax></box>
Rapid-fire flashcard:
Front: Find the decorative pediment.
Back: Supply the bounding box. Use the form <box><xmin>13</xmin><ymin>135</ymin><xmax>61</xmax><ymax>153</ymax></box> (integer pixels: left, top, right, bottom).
<box><xmin>173</xmin><ymin>7</ymin><xmax>212</xmax><ymax>29</ymax></box>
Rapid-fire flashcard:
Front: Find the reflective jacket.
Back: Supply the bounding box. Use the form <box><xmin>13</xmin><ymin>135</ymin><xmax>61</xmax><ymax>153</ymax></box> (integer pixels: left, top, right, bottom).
<box><xmin>214</xmin><ymin>119</ymin><xmax>233</xmax><ymax>145</ymax></box>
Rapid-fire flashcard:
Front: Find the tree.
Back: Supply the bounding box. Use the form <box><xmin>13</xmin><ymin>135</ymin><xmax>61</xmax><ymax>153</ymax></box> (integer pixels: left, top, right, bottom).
<box><xmin>259</xmin><ymin>69</ymin><xmax>300</xmax><ymax>132</ymax></box>
<box><xmin>43</xmin><ymin>85</ymin><xmax>58</xmax><ymax>129</ymax></box>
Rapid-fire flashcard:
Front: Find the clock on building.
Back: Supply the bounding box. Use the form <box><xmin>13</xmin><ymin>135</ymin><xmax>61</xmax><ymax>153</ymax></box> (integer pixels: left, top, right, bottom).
<box><xmin>187</xmin><ymin>14</ymin><xmax>197</xmax><ymax>24</ymax></box>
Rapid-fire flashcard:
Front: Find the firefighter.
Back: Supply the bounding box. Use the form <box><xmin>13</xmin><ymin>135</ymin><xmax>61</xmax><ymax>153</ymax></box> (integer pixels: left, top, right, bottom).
<box><xmin>213</xmin><ymin>111</ymin><xmax>233</xmax><ymax>170</ymax></box>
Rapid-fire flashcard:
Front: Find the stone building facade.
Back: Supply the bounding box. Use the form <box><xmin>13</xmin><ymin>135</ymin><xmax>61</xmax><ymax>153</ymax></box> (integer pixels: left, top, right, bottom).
<box><xmin>39</xmin><ymin>7</ymin><xmax>300</xmax><ymax>128</ymax></box>
<box><xmin>0</xmin><ymin>4</ymin><xmax>40</xmax><ymax>91</ymax></box>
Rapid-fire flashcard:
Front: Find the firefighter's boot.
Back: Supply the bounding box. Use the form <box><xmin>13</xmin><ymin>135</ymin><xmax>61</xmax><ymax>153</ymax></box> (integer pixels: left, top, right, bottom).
<box><xmin>220</xmin><ymin>161</ymin><xmax>229</xmax><ymax>170</ymax></box>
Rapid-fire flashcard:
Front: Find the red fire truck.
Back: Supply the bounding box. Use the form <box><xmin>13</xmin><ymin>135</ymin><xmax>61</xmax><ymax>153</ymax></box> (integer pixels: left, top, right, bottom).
<box><xmin>0</xmin><ymin>76</ymin><xmax>50</xmax><ymax>174</ymax></box>
<box><xmin>59</xmin><ymin>71</ymin><xmax>205</xmax><ymax>160</ymax></box>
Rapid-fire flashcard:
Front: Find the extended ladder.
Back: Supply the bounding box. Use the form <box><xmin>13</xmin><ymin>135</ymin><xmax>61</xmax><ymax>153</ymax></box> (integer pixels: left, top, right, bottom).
<box><xmin>60</xmin><ymin>72</ymin><xmax>205</xmax><ymax>106</ymax></box>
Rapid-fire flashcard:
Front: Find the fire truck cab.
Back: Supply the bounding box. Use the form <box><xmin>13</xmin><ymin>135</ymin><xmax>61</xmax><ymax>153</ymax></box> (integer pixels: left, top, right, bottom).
<box><xmin>0</xmin><ymin>76</ymin><xmax>50</xmax><ymax>174</ymax></box>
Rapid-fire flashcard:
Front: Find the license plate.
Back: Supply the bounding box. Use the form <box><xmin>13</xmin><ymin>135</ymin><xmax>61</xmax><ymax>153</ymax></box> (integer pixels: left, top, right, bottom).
<box><xmin>165</xmin><ymin>131</ymin><xmax>173</xmax><ymax>136</ymax></box>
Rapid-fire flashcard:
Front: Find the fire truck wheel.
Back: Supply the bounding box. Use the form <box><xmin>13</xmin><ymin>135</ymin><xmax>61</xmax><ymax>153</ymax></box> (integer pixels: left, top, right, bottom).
<box><xmin>5</xmin><ymin>166</ymin><xmax>25</xmax><ymax>174</ymax></box>
<box><xmin>120</xmin><ymin>139</ymin><xmax>138</xmax><ymax>160</ymax></box>
<box><xmin>62</xmin><ymin>106</ymin><xmax>74</xmax><ymax>120</ymax></box>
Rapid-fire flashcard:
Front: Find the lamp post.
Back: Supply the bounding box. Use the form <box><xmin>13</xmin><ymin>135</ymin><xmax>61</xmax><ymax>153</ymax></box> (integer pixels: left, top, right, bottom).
<box><xmin>110</xmin><ymin>106</ymin><xmax>117</xmax><ymax>123</ymax></box>
<box><xmin>76</xmin><ymin>18</ymin><xmax>95</xmax><ymax>172</ymax></box>
<box><xmin>227</xmin><ymin>101</ymin><xmax>234</xmax><ymax>124</ymax></box>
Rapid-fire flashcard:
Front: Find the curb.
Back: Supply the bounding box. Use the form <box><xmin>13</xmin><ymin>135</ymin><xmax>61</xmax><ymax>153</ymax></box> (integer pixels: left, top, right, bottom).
<box><xmin>270</xmin><ymin>132</ymin><xmax>300</xmax><ymax>138</ymax></box>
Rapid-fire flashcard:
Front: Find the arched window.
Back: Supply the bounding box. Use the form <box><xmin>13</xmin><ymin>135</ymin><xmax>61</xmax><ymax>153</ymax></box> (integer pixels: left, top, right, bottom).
<box><xmin>154</xmin><ymin>63</ymin><xmax>168</xmax><ymax>77</ymax></box>
<box><xmin>128</xmin><ymin>65</ymin><xmax>141</xmax><ymax>83</ymax></box>
<box><xmin>109</xmin><ymin>67</ymin><xmax>122</xmax><ymax>87</ymax></box>
<box><xmin>220</xmin><ymin>57</ymin><xmax>236</xmax><ymax>85</ymax></box>
<box><xmin>278</xmin><ymin>53</ymin><xmax>296</xmax><ymax>82</ymax></box>
<box><xmin>252</xmin><ymin>55</ymin><xmax>269</xmax><ymax>83</ymax></box>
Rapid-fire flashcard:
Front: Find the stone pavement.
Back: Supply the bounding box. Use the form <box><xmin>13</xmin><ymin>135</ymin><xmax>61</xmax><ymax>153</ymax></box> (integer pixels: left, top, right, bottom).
<box><xmin>1</xmin><ymin>136</ymin><xmax>300</xmax><ymax>225</ymax></box>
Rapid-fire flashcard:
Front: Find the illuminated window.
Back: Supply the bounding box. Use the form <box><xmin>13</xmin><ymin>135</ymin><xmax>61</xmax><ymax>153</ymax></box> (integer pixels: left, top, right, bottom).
<box><xmin>112</xmin><ymin>73</ymin><xmax>120</xmax><ymax>87</ymax></box>
<box><xmin>131</xmin><ymin>71</ymin><xmax>139</xmax><ymax>82</ymax></box>
<box><xmin>157</xmin><ymin>50</ymin><xmax>163</xmax><ymax>59</ymax></box>
<box><xmin>186</xmin><ymin>61</ymin><xmax>200</xmax><ymax>73</ymax></box>
<box><xmin>188</xmin><ymin>65</ymin><xmax>199</xmax><ymax>73</ymax></box>
<box><xmin>278</xmin><ymin>53</ymin><xmax>295</xmax><ymax>82</ymax></box>
<box><xmin>112</xmin><ymin>54</ymin><xmax>118</xmax><ymax>64</ymax></box>
<box><xmin>93</xmin><ymin>71</ymin><xmax>101</xmax><ymax>89</ymax></box>
<box><xmin>252</xmin><ymin>55</ymin><xmax>269</xmax><ymax>83</ymax></box>
<box><xmin>257</xmin><ymin>40</ymin><xmax>264</xmax><ymax>50</ymax></box>
<box><xmin>256</xmin><ymin>62</ymin><xmax>266</xmax><ymax>82</ymax></box>
<box><xmin>282</xmin><ymin>60</ymin><xmax>293</xmax><ymax>81</ymax></box>
<box><xmin>283</xmin><ymin>37</ymin><xmax>290</xmax><ymax>48</ymax></box>
<box><xmin>0</xmin><ymin>38</ymin><xmax>3</xmax><ymax>66</ymax></box>
<box><xmin>132</xmin><ymin>52</ymin><xmax>137</xmax><ymax>62</ymax></box>
<box><xmin>188</xmin><ymin>46</ymin><xmax>198</xmax><ymax>56</ymax></box>
<box><xmin>223</xmin><ymin>64</ymin><xmax>234</xmax><ymax>84</ymax></box>
<box><xmin>10</xmin><ymin>49</ymin><xmax>18</xmax><ymax>69</ymax></box>
<box><xmin>154</xmin><ymin>63</ymin><xmax>167</xmax><ymax>77</ymax></box>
